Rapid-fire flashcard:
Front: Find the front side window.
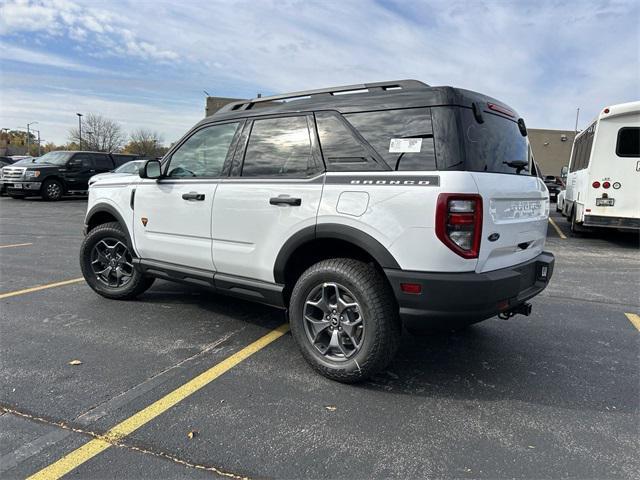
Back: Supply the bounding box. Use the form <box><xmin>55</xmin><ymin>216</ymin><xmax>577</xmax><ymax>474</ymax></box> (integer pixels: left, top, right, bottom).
<box><xmin>616</xmin><ymin>127</ymin><xmax>640</xmax><ymax>157</ymax></box>
<box><xmin>242</xmin><ymin>116</ymin><xmax>314</xmax><ymax>177</ymax></box>
<box><xmin>167</xmin><ymin>122</ymin><xmax>239</xmax><ymax>178</ymax></box>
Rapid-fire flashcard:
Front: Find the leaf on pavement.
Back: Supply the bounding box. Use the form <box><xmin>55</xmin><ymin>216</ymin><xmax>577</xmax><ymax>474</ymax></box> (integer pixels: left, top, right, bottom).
<box><xmin>68</xmin><ymin>360</ymin><xmax>83</xmax><ymax>365</ymax></box>
<box><xmin>324</xmin><ymin>405</ymin><xmax>337</xmax><ymax>411</ymax></box>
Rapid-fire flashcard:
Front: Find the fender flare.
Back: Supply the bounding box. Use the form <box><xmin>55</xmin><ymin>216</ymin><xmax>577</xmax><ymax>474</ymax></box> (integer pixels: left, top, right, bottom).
<box><xmin>273</xmin><ymin>223</ymin><xmax>401</xmax><ymax>284</ymax></box>
<box><xmin>85</xmin><ymin>203</ymin><xmax>134</xmax><ymax>252</ymax></box>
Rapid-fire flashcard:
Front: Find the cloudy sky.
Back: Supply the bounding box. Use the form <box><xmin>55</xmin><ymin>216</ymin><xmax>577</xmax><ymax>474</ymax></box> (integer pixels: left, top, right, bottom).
<box><xmin>0</xmin><ymin>0</ymin><xmax>638</xmax><ymax>146</ymax></box>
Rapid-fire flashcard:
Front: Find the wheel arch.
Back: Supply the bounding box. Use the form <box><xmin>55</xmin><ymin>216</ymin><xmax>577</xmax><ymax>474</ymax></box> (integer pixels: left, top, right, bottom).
<box><xmin>85</xmin><ymin>204</ymin><xmax>134</xmax><ymax>251</ymax></box>
<box><xmin>274</xmin><ymin>223</ymin><xmax>401</xmax><ymax>298</ymax></box>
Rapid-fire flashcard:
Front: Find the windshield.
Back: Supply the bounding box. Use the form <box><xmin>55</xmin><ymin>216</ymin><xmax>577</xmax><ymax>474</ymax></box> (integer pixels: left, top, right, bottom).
<box><xmin>34</xmin><ymin>152</ymin><xmax>72</xmax><ymax>166</ymax></box>
<box><xmin>461</xmin><ymin>108</ymin><xmax>531</xmax><ymax>175</ymax></box>
<box><xmin>114</xmin><ymin>161</ymin><xmax>144</xmax><ymax>174</ymax></box>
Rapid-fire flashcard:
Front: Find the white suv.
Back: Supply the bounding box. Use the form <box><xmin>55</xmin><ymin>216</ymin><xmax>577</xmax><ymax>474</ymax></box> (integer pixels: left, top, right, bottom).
<box><xmin>80</xmin><ymin>80</ymin><xmax>554</xmax><ymax>382</ymax></box>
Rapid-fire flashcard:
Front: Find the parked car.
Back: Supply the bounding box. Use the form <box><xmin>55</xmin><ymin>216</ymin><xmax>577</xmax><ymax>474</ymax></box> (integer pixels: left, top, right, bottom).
<box><xmin>543</xmin><ymin>175</ymin><xmax>563</xmax><ymax>202</ymax></box>
<box><xmin>89</xmin><ymin>160</ymin><xmax>148</xmax><ymax>186</ymax></box>
<box><xmin>80</xmin><ymin>79</ymin><xmax>554</xmax><ymax>383</ymax></box>
<box><xmin>0</xmin><ymin>151</ymin><xmax>141</xmax><ymax>201</ymax></box>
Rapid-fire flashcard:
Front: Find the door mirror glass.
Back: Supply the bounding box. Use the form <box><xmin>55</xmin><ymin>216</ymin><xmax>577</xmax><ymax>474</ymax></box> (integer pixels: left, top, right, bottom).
<box><xmin>140</xmin><ymin>159</ymin><xmax>162</xmax><ymax>179</ymax></box>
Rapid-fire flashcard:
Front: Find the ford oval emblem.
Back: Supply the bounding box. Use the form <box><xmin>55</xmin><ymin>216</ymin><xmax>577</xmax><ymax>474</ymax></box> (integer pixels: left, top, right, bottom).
<box><xmin>488</xmin><ymin>233</ymin><xmax>500</xmax><ymax>242</ymax></box>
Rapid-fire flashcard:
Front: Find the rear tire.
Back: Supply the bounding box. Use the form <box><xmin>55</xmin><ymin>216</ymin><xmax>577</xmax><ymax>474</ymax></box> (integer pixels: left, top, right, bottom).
<box><xmin>41</xmin><ymin>178</ymin><xmax>64</xmax><ymax>201</ymax></box>
<box><xmin>289</xmin><ymin>258</ymin><xmax>400</xmax><ymax>383</ymax></box>
<box><xmin>80</xmin><ymin>221</ymin><xmax>154</xmax><ymax>300</ymax></box>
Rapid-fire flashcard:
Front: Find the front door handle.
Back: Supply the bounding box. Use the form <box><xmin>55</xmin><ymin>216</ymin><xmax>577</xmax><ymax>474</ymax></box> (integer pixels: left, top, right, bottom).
<box><xmin>182</xmin><ymin>192</ymin><xmax>205</xmax><ymax>201</ymax></box>
<box><xmin>269</xmin><ymin>196</ymin><xmax>302</xmax><ymax>206</ymax></box>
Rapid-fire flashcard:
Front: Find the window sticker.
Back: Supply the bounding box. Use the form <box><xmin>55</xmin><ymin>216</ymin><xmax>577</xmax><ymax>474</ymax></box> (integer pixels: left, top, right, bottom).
<box><xmin>389</xmin><ymin>138</ymin><xmax>422</xmax><ymax>153</ymax></box>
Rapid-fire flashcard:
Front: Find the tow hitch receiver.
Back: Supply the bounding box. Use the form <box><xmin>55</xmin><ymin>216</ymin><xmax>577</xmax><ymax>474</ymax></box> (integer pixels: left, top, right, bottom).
<box><xmin>498</xmin><ymin>302</ymin><xmax>532</xmax><ymax>320</ymax></box>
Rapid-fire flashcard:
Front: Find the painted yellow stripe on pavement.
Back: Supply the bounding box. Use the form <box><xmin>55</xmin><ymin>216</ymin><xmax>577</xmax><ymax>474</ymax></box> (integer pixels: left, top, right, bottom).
<box><xmin>27</xmin><ymin>323</ymin><xmax>290</xmax><ymax>480</ymax></box>
<box><xmin>548</xmin><ymin>217</ymin><xmax>567</xmax><ymax>239</ymax></box>
<box><xmin>0</xmin><ymin>278</ymin><xmax>85</xmax><ymax>300</ymax></box>
<box><xmin>0</xmin><ymin>242</ymin><xmax>33</xmax><ymax>249</ymax></box>
<box><xmin>624</xmin><ymin>313</ymin><xmax>640</xmax><ymax>332</ymax></box>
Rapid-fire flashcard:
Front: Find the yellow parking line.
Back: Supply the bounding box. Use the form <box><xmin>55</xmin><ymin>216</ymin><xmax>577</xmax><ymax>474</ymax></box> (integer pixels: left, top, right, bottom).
<box><xmin>0</xmin><ymin>278</ymin><xmax>85</xmax><ymax>300</ymax></box>
<box><xmin>26</xmin><ymin>323</ymin><xmax>290</xmax><ymax>480</ymax></box>
<box><xmin>548</xmin><ymin>217</ymin><xmax>567</xmax><ymax>239</ymax></box>
<box><xmin>0</xmin><ymin>242</ymin><xmax>33</xmax><ymax>249</ymax></box>
<box><xmin>624</xmin><ymin>313</ymin><xmax>640</xmax><ymax>332</ymax></box>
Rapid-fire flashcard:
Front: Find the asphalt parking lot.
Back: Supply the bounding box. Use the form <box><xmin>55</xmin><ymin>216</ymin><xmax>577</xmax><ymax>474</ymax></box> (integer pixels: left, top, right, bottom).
<box><xmin>1</xmin><ymin>196</ymin><xmax>638</xmax><ymax>479</ymax></box>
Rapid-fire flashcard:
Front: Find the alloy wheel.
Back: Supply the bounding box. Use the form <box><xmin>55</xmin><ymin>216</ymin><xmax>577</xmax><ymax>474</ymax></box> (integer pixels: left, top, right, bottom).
<box><xmin>90</xmin><ymin>238</ymin><xmax>134</xmax><ymax>288</ymax></box>
<box><xmin>303</xmin><ymin>282</ymin><xmax>364</xmax><ymax>361</ymax></box>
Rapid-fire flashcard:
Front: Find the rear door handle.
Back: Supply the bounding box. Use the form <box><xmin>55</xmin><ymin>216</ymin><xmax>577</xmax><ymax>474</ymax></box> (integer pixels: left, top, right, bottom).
<box><xmin>182</xmin><ymin>192</ymin><xmax>205</xmax><ymax>201</ymax></box>
<box><xmin>269</xmin><ymin>196</ymin><xmax>302</xmax><ymax>206</ymax></box>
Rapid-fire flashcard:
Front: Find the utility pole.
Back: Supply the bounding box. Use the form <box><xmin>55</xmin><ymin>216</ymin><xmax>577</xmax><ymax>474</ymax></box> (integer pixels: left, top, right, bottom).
<box><xmin>574</xmin><ymin>108</ymin><xmax>580</xmax><ymax>133</ymax></box>
<box><xmin>76</xmin><ymin>113</ymin><xmax>83</xmax><ymax>150</ymax></box>
<box><xmin>26</xmin><ymin>121</ymin><xmax>38</xmax><ymax>154</ymax></box>
<box><xmin>32</xmin><ymin>129</ymin><xmax>42</xmax><ymax>156</ymax></box>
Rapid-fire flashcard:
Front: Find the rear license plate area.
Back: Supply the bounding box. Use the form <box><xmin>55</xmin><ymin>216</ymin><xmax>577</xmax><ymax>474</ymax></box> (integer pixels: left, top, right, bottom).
<box><xmin>596</xmin><ymin>198</ymin><xmax>615</xmax><ymax>206</ymax></box>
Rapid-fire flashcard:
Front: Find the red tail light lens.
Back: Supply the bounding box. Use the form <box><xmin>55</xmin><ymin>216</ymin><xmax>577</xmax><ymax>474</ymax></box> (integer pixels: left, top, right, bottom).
<box><xmin>435</xmin><ymin>194</ymin><xmax>483</xmax><ymax>259</ymax></box>
<box><xmin>602</xmin><ymin>181</ymin><xmax>611</xmax><ymax>189</ymax></box>
<box><xmin>592</xmin><ymin>181</ymin><xmax>601</xmax><ymax>188</ymax></box>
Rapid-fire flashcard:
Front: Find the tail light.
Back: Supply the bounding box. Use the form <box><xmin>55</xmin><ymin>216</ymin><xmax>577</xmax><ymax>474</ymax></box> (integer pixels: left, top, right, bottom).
<box><xmin>592</xmin><ymin>181</ymin><xmax>601</xmax><ymax>188</ymax></box>
<box><xmin>435</xmin><ymin>193</ymin><xmax>483</xmax><ymax>259</ymax></box>
<box><xmin>602</xmin><ymin>181</ymin><xmax>611</xmax><ymax>189</ymax></box>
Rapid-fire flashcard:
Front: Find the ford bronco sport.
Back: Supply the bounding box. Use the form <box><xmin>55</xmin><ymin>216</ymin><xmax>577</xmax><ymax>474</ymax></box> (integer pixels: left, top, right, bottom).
<box><xmin>80</xmin><ymin>80</ymin><xmax>554</xmax><ymax>382</ymax></box>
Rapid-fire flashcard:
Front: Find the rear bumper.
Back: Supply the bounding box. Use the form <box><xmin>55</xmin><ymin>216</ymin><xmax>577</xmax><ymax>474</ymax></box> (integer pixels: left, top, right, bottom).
<box><xmin>583</xmin><ymin>215</ymin><xmax>640</xmax><ymax>230</ymax></box>
<box><xmin>385</xmin><ymin>251</ymin><xmax>554</xmax><ymax>325</ymax></box>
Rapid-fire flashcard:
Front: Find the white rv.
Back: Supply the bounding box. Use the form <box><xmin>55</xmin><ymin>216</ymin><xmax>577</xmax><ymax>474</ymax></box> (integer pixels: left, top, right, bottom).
<box><xmin>562</xmin><ymin>101</ymin><xmax>640</xmax><ymax>233</ymax></box>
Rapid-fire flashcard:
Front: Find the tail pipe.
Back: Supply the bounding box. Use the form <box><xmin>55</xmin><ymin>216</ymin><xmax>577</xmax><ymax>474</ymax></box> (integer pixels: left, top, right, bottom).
<box><xmin>498</xmin><ymin>302</ymin><xmax>532</xmax><ymax>320</ymax></box>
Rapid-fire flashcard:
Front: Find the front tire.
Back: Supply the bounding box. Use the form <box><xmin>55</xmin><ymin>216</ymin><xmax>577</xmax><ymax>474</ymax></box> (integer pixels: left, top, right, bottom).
<box><xmin>80</xmin><ymin>221</ymin><xmax>154</xmax><ymax>300</ymax></box>
<box><xmin>41</xmin><ymin>179</ymin><xmax>64</xmax><ymax>201</ymax></box>
<box><xmin>289</xmin><ymin>258</ymin><xmax>400</xmax><ymax>383</ymax></box>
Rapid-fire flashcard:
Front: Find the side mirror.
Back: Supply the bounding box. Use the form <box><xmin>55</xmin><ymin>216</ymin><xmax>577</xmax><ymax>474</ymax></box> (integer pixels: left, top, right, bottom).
<box><xmin>560</xmin><ymin>166</ymin><xmax>568</xmax><ymax>178</ymax></box>
<box><xmin>139</xmin><ymin>159</ymin><xmax>162</xmax><ymax>179</ymax></box>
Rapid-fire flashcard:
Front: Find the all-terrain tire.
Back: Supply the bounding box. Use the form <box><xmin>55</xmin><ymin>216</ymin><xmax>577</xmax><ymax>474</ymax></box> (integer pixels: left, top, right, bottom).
<box><xmin>80</xmin><ymin>221</ymin><xmax>154</xmax><ymax>300</ymax></box>
<box><xmin>289</xmin><ymin>258</ymin><xmax>400</xmax><ymax>383</ymax></box>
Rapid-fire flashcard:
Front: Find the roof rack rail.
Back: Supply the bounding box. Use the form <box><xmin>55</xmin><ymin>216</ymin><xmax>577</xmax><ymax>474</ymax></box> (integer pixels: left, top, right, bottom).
<box><xmin>220</xmin><ymin>79</ymin><xmax>429</xmax><ymax>112</ymax></box>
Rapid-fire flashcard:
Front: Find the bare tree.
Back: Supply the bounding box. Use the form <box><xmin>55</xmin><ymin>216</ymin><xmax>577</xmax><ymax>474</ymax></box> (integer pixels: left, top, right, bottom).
<box><xmin>69</xmin><ymin>113</ymin><xmax>126</xmax><ymax>152</ymax></box>
<box><xmin>124</xmin><ymin>128</ymin><xmax>165</xmax><ymax>158</ymax></box>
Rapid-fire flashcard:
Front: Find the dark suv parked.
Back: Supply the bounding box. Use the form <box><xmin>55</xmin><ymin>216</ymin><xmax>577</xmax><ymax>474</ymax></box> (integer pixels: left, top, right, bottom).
<box><xmin>1</xmin><ymin>151</ymin><xmax>141</xmax><ymax>200</ymax></box>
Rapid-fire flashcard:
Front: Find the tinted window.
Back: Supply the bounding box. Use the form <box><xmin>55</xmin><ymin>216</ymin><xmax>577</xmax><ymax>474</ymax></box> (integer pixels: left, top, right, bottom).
<box><xmin>168</xmin><ymin>122</ymin><xmax>239</xmax><ymax>178</ymax></box>
<box><xmin>315</xmin><ymin>112</ymin><xmax>383</xmax><ymax>171</ymax></box>
<box><xmin>460</xmin><ymin>108</ymin><xmax>530</xmax><ymax>175</ymax></box>
<box><xmin>616</xmin><ymin>127</ymin><xmax>640</xmax><ymax>157</ymax></box>
<box><xmin>242</xmin><ymin>116</ymin><xmax>314</xmax><ymax>177</ymax></box>
<box><xmin>73</xmin><ymin>154</ymin><xmax>94</xmax><ymax>168</ymax></box>
<box><xmin>345</xmin><ymin>108</ymin><xmax>436</xmax><ymax>171</ymax></box>
<box><xmin>91</xmin><ymin>153</ymin><xmax>112</xmax><ymax>170</ymax></box>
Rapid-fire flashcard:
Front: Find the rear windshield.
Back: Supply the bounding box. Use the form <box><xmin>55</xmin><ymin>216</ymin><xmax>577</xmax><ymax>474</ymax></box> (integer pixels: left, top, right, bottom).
<box><xmin>460</xmin><ymin>108</ymin><xmax>530</xmax><ymax>175</ymax></box>
<box><xmin>616</xmin><ymin>127</ymin><xmax>640</xmax><ymax>157</ymax></box>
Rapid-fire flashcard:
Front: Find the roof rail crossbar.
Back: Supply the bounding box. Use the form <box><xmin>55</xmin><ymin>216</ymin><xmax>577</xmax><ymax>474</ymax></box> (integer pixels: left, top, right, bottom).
<box><xmin>220</xmin><ymin>79</ymin><xmax>429</xmax><ymax>112</ymax></box>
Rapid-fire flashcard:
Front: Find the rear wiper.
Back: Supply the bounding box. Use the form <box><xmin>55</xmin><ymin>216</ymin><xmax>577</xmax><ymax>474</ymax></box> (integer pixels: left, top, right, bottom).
<box><xmin>503</xmin><ymin>160</ymin><xmax>529</xmax><ymax>173</ymax></box>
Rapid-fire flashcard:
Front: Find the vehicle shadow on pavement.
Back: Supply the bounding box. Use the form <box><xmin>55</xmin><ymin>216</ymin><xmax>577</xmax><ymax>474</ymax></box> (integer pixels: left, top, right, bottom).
<box><xmin>363</xmin><ymin>325</ymin><xmax>638</xmax><ymax>414</ymax></box>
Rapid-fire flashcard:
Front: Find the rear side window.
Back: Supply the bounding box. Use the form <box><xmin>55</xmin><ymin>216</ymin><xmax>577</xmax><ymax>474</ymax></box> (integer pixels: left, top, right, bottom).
<box><xmin>345</xmin><ymin>108</ymin><xmax>436</xmax><ymax>171</ymax></box>
<box><xmin>90</xmin><ymin>153</ymin><xmax>113</xmax><ymax>170</ymax></box>
<box><xmin>315</xmin><ymin>112</ymin><xmax>383</xmax><ymax>171</ymax></box>
<box><xmin>569</xmin><ymin>123</ymin><xmax>595</xmax><ymax>172</ymax></box>
<box><xmin>242</xmin><ymin>116</ymin><xmax>315</xmax><ymax>177</ymax></box>
<box><xmin>616</xmin><ymin>127</ymin><xmax>639</xmax><ymax>157</ymax></box>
